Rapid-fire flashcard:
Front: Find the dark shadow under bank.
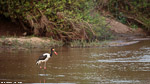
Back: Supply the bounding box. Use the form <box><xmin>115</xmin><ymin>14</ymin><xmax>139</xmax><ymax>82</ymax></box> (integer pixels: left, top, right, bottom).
<box><xmin>0</xmin><ymin>15</ymin><xmax>25</xmax><ymax>36</ymax></box>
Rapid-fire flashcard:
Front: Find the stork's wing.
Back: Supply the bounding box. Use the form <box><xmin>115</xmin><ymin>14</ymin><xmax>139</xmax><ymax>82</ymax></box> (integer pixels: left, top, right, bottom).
<box><xmin>38</xmin><ymin>55</ymin><xmax>47</xmax><ymax>60</ymax></box>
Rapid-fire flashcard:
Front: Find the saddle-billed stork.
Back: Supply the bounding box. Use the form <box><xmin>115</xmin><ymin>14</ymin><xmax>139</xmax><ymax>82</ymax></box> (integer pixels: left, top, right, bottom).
<box><xmin>36</xmin><ymin>48</ymin><xmax>58</xmax><ymax>69</ymax></box>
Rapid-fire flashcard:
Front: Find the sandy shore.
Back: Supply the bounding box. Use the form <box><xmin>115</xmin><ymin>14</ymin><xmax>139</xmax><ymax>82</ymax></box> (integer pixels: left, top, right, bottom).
<box><xmin>0</xmin><ymin>36</ymin><xmax>149</xmax><ymax>50</ymax></box>
<box><xmin>0</xmin><ymin>37</ymin><xmax>63</xmax><ymax>50</ymax></box>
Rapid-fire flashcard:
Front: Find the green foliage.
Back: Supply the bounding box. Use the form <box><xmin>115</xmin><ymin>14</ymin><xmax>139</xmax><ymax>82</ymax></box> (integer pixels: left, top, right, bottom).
<box><xmin>130</xmin><ymin>24</ymin><xmax>138</xmax><ymax>29</ymax></box>
<box><xmin>70</xmin><ymin>40</ymin><xmax>110</xmax><ymax>48</ymax></box>
<box><xmin>0</xmin><ymin>0</ymin><xmax>112</xmax><ymax>42</ymax></box>
<box><xmin>117</xmin><ymin>12</ymin><xmax>127</xmax><ymax>24</ymax></box>
<box><xmin>99</xmin><ymin>0</ymin><xmax>150</xmax><ymax>30</ymax></box>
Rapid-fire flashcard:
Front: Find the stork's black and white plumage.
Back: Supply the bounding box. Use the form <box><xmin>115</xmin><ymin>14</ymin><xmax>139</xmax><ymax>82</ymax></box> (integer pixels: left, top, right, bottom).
<box><xmin>36</xmin><ymin>48</ymin><xmax>58</xmax><ymax>69</ymax></box>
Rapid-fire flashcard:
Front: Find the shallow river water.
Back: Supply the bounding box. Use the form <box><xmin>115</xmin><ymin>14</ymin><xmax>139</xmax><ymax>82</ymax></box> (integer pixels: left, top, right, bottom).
<box><xmin>0</xmin><ymin>40</ymin><xmax>150</xmax><ymax>84</ymax></box>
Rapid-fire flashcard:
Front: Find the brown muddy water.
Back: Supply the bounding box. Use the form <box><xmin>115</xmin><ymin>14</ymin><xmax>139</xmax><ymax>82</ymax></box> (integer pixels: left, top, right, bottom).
<box><xmin>0</xmin><ymin>40</ymin><xmax>150</xmax><ymax>84</ymax></box>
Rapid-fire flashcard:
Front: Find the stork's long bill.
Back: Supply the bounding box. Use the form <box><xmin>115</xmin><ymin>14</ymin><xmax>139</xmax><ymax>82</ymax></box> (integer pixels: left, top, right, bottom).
<box><xmin>52</xmin><ymin>49</ymin><xmax>58</xmax><ymax>55</ymax></box>
<box><xmin>54</xmin><ymin>51</ymin><xmax>58</xmax><ymax>55</ymax></box>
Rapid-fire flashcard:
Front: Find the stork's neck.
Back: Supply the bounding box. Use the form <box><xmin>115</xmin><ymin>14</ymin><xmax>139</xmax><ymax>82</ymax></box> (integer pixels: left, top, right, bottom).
<box><xmin>50</xmin><ymin>50</ymin><xmax>53</xmax><ymax>57</ymax></box>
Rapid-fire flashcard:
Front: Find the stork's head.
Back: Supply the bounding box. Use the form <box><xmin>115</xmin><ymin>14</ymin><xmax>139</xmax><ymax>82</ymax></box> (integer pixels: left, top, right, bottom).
<box><xmin>51</xmin><ymin>48</ymin><xmax>58</xmax><ymax>55</ymax></box>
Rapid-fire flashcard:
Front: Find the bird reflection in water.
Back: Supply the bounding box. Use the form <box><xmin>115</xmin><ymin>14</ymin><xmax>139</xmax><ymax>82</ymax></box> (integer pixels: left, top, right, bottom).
<box><xmin>38</xmin><ymin>69</ymin><xmax>47</xmax><ymax>83</ymax></box>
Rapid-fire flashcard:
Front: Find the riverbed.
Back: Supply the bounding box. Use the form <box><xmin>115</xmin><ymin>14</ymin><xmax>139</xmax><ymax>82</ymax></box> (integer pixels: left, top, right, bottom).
<box><xmin>0</xmin><ymin>40</ymin><xmax>150</xmax><ymax>84</ymax></box>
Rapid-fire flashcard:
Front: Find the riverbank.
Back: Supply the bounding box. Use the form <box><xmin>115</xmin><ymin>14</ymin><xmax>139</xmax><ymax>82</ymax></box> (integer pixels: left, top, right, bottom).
<box><xmin>68</xmin><ymin>36</ymin><xmax>150</xmax><ymax>47</ymax></box>
<box><xmin>0</xmin><ymin>37</ymin><xmax>63</xmax><ymax>50</ymax></box>
<box><xmin>0</xmin><ymin>35</ymin><xmax>150</xmax><ymax>50</ymax></box>
<box><xmin>0</xmin><ymin>17</ymin><xmax>149</xmax><ymax>50</ymax></box>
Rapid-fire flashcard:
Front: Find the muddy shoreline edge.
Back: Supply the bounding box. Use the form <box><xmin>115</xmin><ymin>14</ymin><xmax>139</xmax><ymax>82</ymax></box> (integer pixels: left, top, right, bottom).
<box><xmin>0</xmin><ymin>36</ymin><xmax>150</xmax><ymax>50</ymax></box>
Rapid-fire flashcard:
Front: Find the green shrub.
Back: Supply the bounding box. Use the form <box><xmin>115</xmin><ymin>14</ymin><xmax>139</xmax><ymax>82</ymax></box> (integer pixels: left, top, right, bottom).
<box><xmin>0</xmin><ymin>0</ymin><xmax>112</xmax><ymax>42</ymax></box>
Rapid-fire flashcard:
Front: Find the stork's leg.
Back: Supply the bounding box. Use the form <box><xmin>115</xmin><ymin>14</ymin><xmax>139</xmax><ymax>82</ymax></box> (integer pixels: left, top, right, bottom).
<box><xmin>40</xmin><ymin>65</ymin><xmax>42</xmax><ymax>69</ymax></box>
<box><xmin>44</xmin><ymin>62</ymin><xmax>46</xmax><ymax>69</ymax></box>
<box><xmin>40</xmin><ymin>64</ymin><xmax>42</xmax><ymax>69</ymax></box>
<box><xmin>39</xmin><ymin>61</ymin><xmax>42</xmax><ymax>69</ymax></box>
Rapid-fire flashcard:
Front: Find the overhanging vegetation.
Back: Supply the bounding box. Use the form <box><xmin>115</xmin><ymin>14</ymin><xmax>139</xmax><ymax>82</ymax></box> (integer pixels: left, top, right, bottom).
<box><xmin>0</xmin><ymin>0</ymin><xmax>111</xmax><ymax>42</ymax></box>
<box><xmin>96</xmin><ymin>0</ymin><xmax>150</xmax><ymax>30</ymax></box>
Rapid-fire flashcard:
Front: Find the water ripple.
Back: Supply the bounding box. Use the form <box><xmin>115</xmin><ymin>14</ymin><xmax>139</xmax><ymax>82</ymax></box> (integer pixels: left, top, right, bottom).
<box><xmin>98</xmin><ymin>55</ymin><xmax>150</xmax><ymax>63</ymax></box>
